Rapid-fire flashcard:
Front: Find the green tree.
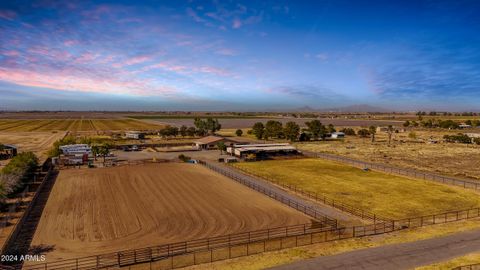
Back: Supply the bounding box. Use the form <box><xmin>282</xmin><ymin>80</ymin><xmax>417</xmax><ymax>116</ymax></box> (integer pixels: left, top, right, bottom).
<box><xmin>91</xmin><ymin>145</ymin><xmax>99</xmax><ymax>161</ymax></box>
<box><xmin>403</xmin><ymin>120</ymin><xmax>410</xmax><ymax>127</ymax></box>
<box><xmin>251</xmin><ymin>122</ymin><xmax>265</xmax><ymax>140</ymax></box>
<box><xmin>357</xmin><ymin>129</ymin><xmax>370</xmax><ymax>137</ymax></box>
<box><xmin>327</xmin><ymin>124</ymin><xmax>336</xmax><ymax>133</ymax></box>
<box><xmin>340</xmin><ymin>128</ymin><xmax>356</xmax><ymax>136</ymax></box>
<box><xmin>217</xmin><ymin>141</ymin><xmax>226</xmax><ymax>154</ymax></box>
<box><xmin>369</xmin><ymin>126</ymin><xmax>377</xmax><ymax>142</ymax></box>
<box><xmin>305</xmin><ymin>120</ymin><xmax>326</xmax><ymax>140</ymax></box>
<box><xmin>283</xmin><ymin>122</ymin><xmax>300</xmax><ymax>142</ymax></box>
<box><xmin>264</xmin><ymin>120</ymin><xmax>283</xmax><ymax>139</ymax></box>
<box><xmin>179</xmin><ymin>125</ymin><xmax>188</xmax><ymax>137</ymax></box>
<box><xmin>235</xmin><ymin>129</ymin><xmax>243</xmax><ymax>136</ymax></box>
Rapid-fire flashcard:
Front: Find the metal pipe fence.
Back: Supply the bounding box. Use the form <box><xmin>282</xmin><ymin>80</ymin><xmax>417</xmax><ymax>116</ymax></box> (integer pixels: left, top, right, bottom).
<box><xmin>232</xmin><ymin>165</ymin><xmax>390</xmax><ymax>223</ymax></box>
<box><xmin>198</xmin><ymin>160</ymin><xmax>338</xmax><ymax>228</ymax></box>
<box><xmin>305</xmin><ymin>151</ymin><xmax>480</xmax><ymax>190</ymax></box>
<box><xmin>18</xmin><ymin>207</ymin><xmax>480</xmax><ymax>270</ymax></box>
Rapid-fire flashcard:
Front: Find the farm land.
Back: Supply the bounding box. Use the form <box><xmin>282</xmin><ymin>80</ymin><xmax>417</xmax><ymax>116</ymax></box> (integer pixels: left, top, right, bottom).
<box><xmin>295</xmin><ymin>129</ymin><xmax>480</xmax><ymax>181</ymax></box>
<box><xmin>232</xmin><ymin>159</ymin><xmax>480</xmax><ymax>219</ymax></box>
<box><xmin>27</xmin><ymin>163</ymin><xmax>312</xmax><ymax>263</ymax></box>
<box><xmin>0</xmin><ymin>119</ymin><xmax>163</xmax><ymax>132</ymax></box>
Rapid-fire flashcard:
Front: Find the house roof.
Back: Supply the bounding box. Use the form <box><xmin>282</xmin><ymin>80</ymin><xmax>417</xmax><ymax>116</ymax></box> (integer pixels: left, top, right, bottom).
<box><xmin>194</xmin><ymin>135</ymin><xmax>226</xmax><ymax>145</ymax></box>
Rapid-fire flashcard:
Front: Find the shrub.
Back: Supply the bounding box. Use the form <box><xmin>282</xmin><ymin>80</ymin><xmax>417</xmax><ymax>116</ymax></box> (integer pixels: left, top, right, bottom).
<box><xmin>0</xmin><ymin>152</ymin><xmax>38</xmax><ymax>199</ymax></box>
<box><xmin>178</xmin><ymin>154</ymin><xmax>191</xmax><ymax>162</ymax></box>
<box><xmin>443</xmin><ymin>134</ymin><xmax>471</xmax><ymax>144</ymax></box>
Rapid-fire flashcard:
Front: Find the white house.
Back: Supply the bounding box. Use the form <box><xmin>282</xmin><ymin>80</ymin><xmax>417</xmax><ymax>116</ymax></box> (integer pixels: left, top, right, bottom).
<box><xmin>331</xmin><ymin>132</ymin><xmax>345</xmax><ymax>139</ymax></box>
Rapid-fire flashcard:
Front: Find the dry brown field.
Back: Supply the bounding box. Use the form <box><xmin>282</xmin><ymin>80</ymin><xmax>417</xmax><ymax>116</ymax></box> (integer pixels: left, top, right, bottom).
<box><xmin>296</xmin><ymin>129</ymin><xmax>480</xmax><ymax>180</ymax></box>
<box><xmin>28</xmin><ymin>163</ymin><xmax>311</xmax><ymax>263</ymax></box>
<box><xmin>0</xmin><ymin>131</ymin><xmax>67</xmax><ymax>161</ymax></box>
<box><xmin>0</xmin><ymin>119</ymin><xmax>162</xmax><ymax>132</ymax></box>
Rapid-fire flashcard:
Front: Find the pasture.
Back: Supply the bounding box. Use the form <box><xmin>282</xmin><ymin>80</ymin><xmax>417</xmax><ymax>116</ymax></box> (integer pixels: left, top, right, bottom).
<box><xmin>0</xmin><ymin>119</ymin><xmax>162</xmax><ymax>132</ymax></box>
<box><xmin>28</xmin><ymin>163</ymin><xmax>311</xmax><ymax>262</ymax></box>
<box><xmin>0</xmin><ymin>131</ymin><xmax>67</xmax><ymax>161</ymax></box>
<box><xmin>232</xmin><ymin>159</ymin><xmax>480</xmax><ymax>219</ymax></box>
<box><xmin>296</xmin><ymin>129</ymin><xmax>480</xmax><ymax>180</ymax></box>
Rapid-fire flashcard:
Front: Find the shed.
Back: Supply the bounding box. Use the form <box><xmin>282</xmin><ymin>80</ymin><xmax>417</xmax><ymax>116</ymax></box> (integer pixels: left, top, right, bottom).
<box><xmin>194</xmin><ymin>135</ymin><xmax>233</xmax><ymax>150</ymax></box>
<box><xmin>331</xmin><ymin>132</ymin><xmax>345</xmax><ymax>139</ymax></box>
<box><xmin>126</xmin><ymin>131</ymin><xmax>146</xmax><ymax>140</ymax></box>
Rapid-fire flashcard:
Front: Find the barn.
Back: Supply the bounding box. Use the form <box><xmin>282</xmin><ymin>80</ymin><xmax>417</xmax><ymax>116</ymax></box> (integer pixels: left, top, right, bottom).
<box><xmin>194</xmin><ymin>135</ymin><xmax>235</xmax><ymax>150</ymax></box>
<box><xmin>226</xmin><ymin>143</ymin><xmax>299</xmax><ymax>158</ymax></box>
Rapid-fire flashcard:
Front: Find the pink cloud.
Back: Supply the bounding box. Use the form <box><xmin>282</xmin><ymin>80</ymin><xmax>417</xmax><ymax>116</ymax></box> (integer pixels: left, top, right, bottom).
<box><xmin>232</xmin><ymin>18</ymin><xmax>242</xmax><ymax>29</ymax></box>
<box><xmin>0</xmin><ymin>68</ymin><xmax>177</xmax><ymax>96</ymax></box>
<box><xmin>216</xmin><ymin>48</ymin><xmax>236</xmax><ymax>56</ymax></box>
<box><xmin>64</xmin><ymin>40</ymin><xmax>79</xmax><ymax>47</ymax></box>
<box><xmin>0</xmin><ymin>10</ymin><xmax>16</xmax><ymax>21</ymax></box>
<box><xmin>2</xmin><ymin>50</ymin><xmax>20</xmax><ymax>57</ymax></box>
<box><xmin>124</xmin><ymin>55</ymin><xmax>151</xmax><ymax>65</ymax></box>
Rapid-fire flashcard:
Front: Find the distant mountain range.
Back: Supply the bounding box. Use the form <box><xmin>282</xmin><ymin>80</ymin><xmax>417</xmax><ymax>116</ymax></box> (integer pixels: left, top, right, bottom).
<box><xmin>293</xmin><ymin>104</ymin><xmax>390</xmax><ymax>113</ymax></box>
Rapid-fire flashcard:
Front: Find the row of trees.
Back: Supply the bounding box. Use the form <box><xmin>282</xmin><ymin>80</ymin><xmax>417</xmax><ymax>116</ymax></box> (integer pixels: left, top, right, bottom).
<box><xmin>443</xmin><ymin>134</ymin><xmax>480</xmax><ymax>145</ymax></box>
<box><xmin>0</xmin><ymin>152</ymin><xmax>38</xmax><ymax>200</ymax></box>
<box><xmin>417</xmin><ymin>111</ymin><xmax>479</xmax><ymax>117</ymax></box>
<box><xmin>250</xmin><ymin>120</ymin><xmax>337</xmax><ymax>142</ymax></box>
<box><xmin>407</xmin><ymin>118</ymin><xmax>480</xmax><ymax>129</ymax></box>
<box><xmin>158</xmin><ymin>118</ymin><xmax>222</xmax><ymax>139</ymax></box>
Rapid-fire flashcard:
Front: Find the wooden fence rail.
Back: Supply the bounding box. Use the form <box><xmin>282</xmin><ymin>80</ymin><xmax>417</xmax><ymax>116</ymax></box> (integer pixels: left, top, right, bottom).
<box><xmin>17</xmin><ymin>207</ymin><xmax>480</xmax><ymax>270</ymax></box>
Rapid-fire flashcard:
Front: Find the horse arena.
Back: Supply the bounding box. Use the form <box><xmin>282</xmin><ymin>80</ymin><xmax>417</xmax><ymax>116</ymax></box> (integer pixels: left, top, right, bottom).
<box><xmin>28</xmin><ymin>163</ymin><xmax>312</xmax><ymax>263</ymax></box>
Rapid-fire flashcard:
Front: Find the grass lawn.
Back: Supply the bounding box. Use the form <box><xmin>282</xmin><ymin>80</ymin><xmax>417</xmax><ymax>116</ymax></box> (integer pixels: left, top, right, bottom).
<box><xmin>232</xmin><ymin>159</ymin><xmax>480</xmax><ymax>219</ymax></box>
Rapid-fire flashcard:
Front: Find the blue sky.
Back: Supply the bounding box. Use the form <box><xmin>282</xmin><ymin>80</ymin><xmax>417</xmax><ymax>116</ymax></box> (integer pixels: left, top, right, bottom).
<box><xmin>0</xmin><ymin>0</ymin><xmax>479</xmax><ymax>111</ymax></box>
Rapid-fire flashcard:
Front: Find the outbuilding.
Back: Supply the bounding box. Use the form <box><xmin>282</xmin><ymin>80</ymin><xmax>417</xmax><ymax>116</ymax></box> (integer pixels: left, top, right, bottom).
<box><xmin>126</xmin><ymin>131</ymin><xmax>146</xmax><ymax>140</ymax></box>
<box><xmin>194</xmin><ymin>135</ymin><xmax>234</xmax><ymax>150</ymax></box>
<box><xmin>331</xmin><ymin>132</ymin><xmax>345</xmax><ymax>139</ymax></box>
<box><xmin>226</xmin><ymin>143</ymin><xmax>299</xmax><ymax>158</ymax></box>
<box><xmin>0</xmin><ymin>144</ymin><xmax>17</xmax><ymax>159</ymax></box>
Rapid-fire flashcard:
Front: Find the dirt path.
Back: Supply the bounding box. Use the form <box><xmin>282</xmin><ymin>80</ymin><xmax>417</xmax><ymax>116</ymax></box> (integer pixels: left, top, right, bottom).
<box><xmin>268</xmin><ymin>228</ymin><xmax>480</xmax><ymax>270</ymax></box>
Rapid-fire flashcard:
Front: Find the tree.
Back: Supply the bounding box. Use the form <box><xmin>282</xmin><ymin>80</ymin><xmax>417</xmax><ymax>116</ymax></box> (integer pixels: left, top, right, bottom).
<box><xmin>369</xmin><ymin>126</ymin><xmax>377</xmax><ymax>142</ymax></box>
<box><xmin>194</xmin><ymin>117</ymin><xmax>221</xmax><ymax>134</ymax></box>
<box><xmin>387</xmin><ymin>125</ymin><xmax>394</xmax><ymax>145</ymax></box>
<box><xmin>403</xmin><ymin>120</ymin><xmax>410</xmax><ymax>127</ymax></box>
<box><xmin>357</xmin><ymin>129</ymin><xmax>370</xmax><ymax>137</ymax></box>
<box><xmin>340</xmin><ymin>128</ymin><xmax>356</xmax><ymax>136</ymax></box>
<box><xmin>251</xmin><ymin>122</ymin><xmax>265</xmax><ymax>140</ymax></box>
<box><xmin>98</xmin><ymin>144</ymin><xmax>111</xmax><ymax>163</ymax></box>
<box><xmin>179</xmin><ymin>125</ymin><xmax>188</xmax><ymax>137</ymax></box>
<box><xmin>91</xmin><ymin>145</ymin><xmax>99</xmax><ymax>161</ymax></box>
<box><xmin>327</xmin><ymin>124</ymin><xmax>336</xmax><ymax>133</ymax></box>
<box><xmin>264</xmin><ymin>120</ymin><xmax>283</xmax><ymax>139</ymax></box>
<box><xmin>217</xmin><ymin>142</ymin><xmax>226</xmax><ymax>154</ymax></box>
<box><xmin>235</xmin><ymin>129</ymin><xmax>243</xmax><ymax>137</ymax></box>
<box><xmin>283</xmin><ymin>122</ymin><xmax>300</xmax><ymax>142</ymax></box>
<box><xmin>305</xmin><ymin>120</ymin><xmax>326</xmax><ymax>140</ymax></box>
<box><xmin>186</xmin><ymin>127</ymin><xmax>196</xmax><ymax>137</ymax></box>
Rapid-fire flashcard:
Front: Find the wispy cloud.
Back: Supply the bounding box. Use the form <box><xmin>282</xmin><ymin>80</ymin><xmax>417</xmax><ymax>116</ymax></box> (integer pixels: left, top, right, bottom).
<box><xmin>0</xmin><ymin>9</ymin><xmax>16</xmax><ymax>21</ymax></box>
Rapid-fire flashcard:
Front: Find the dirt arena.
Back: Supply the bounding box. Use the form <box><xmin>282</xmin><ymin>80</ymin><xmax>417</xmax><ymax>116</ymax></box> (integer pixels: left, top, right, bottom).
<box><xmin>29</xmin><ymin>163</ymin><xmax>311</xmax><ymax>263</ymax></box>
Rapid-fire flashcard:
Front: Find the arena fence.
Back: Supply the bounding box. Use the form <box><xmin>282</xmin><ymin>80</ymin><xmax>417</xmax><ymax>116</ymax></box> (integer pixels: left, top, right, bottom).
<box><xmin>197</xmin><ymin>160</ymin><xmax>338</xmax><ymax>228</ymax></box>
<box><xmin>304</xmin><ymin>151</ymin><xmax>480</xmax><ymax>190</ymax></box>
<box><xmin>1</xmin><ymin>164</ymin><xmax>52</xmax><ymax>255</ymax></box>
<box><xmin>233</xmin><ymin>165</ymin><xmax>390</xmax><ymax>223</ymax></box>
<box><xmin>18</xmin><ymin>207</ymin><xmax>480</xmax><ymax>270</ymax></box>
<box><xmin>453</xmin><ymin>264</ymin><xmax>480</xmax><ymax>270</ymax></box>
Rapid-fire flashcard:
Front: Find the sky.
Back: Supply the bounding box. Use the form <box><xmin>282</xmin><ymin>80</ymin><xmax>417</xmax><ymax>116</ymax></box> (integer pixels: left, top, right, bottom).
<box><xmin>0</xmin><ymin>0</ymin><xmax>479</xmax><ymax>111</ymax></box>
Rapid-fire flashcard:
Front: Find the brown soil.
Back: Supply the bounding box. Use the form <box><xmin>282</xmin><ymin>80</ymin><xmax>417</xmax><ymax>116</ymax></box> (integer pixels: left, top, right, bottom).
<box><xmin>28</xmin><ymin>163</ymin><xmax>311</xmax><ymax>263</ymax></box>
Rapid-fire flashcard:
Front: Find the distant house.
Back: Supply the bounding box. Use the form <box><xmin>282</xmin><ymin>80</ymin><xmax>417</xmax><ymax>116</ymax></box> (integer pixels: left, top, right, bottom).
<box><xmin>126</xmin><ymin>131</ymin><xmax>146</xmax><ymax>140</ymax></box>
<box><xmin>226</xmin><ymin>143</ymin><xmax>298</xmax><ymax>158</ymax></box>
<box><xmin>0</xmin><ymin>144</ymin><xmax>17</xmax><ymax>159</ymax></box>
<box><xmin>459</xmin><ymin>124</ymin><xmax>472</xmax><ymax>129</ymax></box>
<box><xmin>194</xmin><ymin>136</ymin><xmax>234</xmax><ymax>150</ymax></box>
<box><xmin>59</xmin><ymin>144</ymin><xmax>91</xmax><ymax>155</ymax></box>
<box><xmin>331</xmin><ymin>132</ymin><xmax>345</xmax><ymax>139</ymax></box>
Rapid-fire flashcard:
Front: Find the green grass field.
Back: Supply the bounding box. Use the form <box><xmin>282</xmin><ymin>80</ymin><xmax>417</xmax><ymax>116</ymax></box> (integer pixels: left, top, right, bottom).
<box><xmin>233</xmin><ymin>159</ymin><xmax>480</xmax><ymax>219</ymax></box>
